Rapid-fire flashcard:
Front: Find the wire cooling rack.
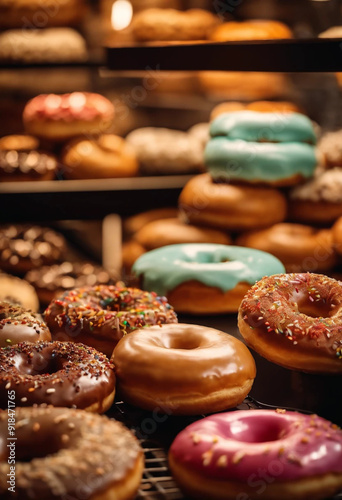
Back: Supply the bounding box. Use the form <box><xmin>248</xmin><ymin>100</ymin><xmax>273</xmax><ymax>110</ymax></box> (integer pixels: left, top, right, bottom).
<box><xmin>108</xmin><ymin>397</ymin><xmax>342</xmax><ymax>500</ymax></box>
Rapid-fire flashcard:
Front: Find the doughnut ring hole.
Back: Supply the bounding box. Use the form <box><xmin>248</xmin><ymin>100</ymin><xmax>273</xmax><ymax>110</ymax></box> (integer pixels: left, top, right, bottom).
<box><xmin>228</xmin><ymin>414</ymin><xmax>289</xmax><ymax>443</ymax></box>
<box><xmin>295</xmin><ymin>293</ymin><xmax>336</xmax><ymax>318</ymax></box>
<box><xmin>15</xmin><ymin>350</ymin><xmax>64</xmax><ymax>376</ymax></box>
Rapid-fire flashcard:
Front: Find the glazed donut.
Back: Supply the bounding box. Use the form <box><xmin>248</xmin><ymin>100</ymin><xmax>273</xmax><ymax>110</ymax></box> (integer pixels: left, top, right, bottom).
<box><xmin>210</xmin><ymin>101</ymin><xmax>301</xmax><ymax>121</ymax></box>
<box><xmin>289</xmin><ymin>168</ymin><xmax>342</xmax><ymax>224</ymax></box>
<box><xmin>238</xmin><ymin>273</ymin><xmax>342</xmax><ymax>374</ymax></box>
<box><xmin>61</xmin><ymin>134</ymin><xmax>138</xmax><ymax>179</ymax></box>
<box><xmin>134</xmin><ymin>218</ymin><xmax>231</xmax><ymax>251</ymax></box>
<box><xmin>0</xmin><ymin>225</ymin><xmax>67</xmax><ymax>275</ymax></box>
<box><xmin>124</xmin><ymin>207</ymin><xmax>178</xmax><ymax>237</ymax></box>
<box><xmin>0</xmin><ymin>28</ymin><xmax>87</xmax><ymax>64</ymax></box>
<box><xmin>0</xmin><ymin>341</ymin><xmax>115</xmax><ymax>412</ymax></box>
<box><xmin>0</xmin><ymin>273</ymin><xmax>39</xmax><ymax>311</ymax></box>
<box><xmin>112</xmin><ymin>323</ymin><xmax>256</xmax><ymax>415</ymax></box>
<box><xmin>205</xmin><ymin>111</ymin><xmax>317</xmax><ymax>186</ymax></box>
<box><xmin>236</xmin><ymin>223</ymin><xmax>337</xmax><ymax>273</ymax></box>
<box><xmin>210</xmin><ymin>20</ymin><xmax>292</xmax><ymax>42</ymax></box>
<box><xmin>132</xmin><ymin>243</ymin><xmax>285</xmax><ymax>314</ymax></box>
<box><xmin>332</xmin><ymin>216</ymin><xmax>342</xmax><ymax>255</ymax></box>
<box><xmin>169</xmin><ymin>410</ymin><xmax>342</xmax><ymax>500</ymax></box>
<box><xmin>131</xmin><ymin>8</ymin><xmax>219</xmax><ymax>42</ymax></box>
<box><xmin>179</xmin><ymin>173</ymin><xmax>287</xmax><ymax>231</ymax></box>
<box><xmin>25</xmin><ymin>261</ymin><xmax>112</xmax><ymax>305</ymax></box>
<box><xmin>0</xmin><ymin>0</ymin><xmax>86</xmax><ymax>29</ymax></box>
<box><xmin>126</xmin><ymin>127</ymin><xmax>204</xmax><ymax>175</ymax></box>
<box><xmin>318</xmin><ymin>130</ymin><xmax>342</xmax><ymax>168</ymax></box>
<box><xmin>0</xmin><ymin>149</ymin><xmax>57</xmax><ymax>182</ymax></box>
<box><xmin>44</xmin><ymin>284</ymin><xmax>177</xmax><ymax>357</ymax></box>
<box><xmin>23</xmin><ymin>93</ymin><xmax>115</xmax><ymax>142</ymax></box>
<box><xmin>0</xmin><ymin>302</ymin><xmax>51</xmax><ymax>347</ymax></box>
<box><xmin>0</xmin><ymin>406</ymin><xmax>144</xmax><ymax>500</ymax></box>
<box><xmin>0</xmin><ymin>134</ymin><xmax>39</xmax><ymax>151</ymax></box>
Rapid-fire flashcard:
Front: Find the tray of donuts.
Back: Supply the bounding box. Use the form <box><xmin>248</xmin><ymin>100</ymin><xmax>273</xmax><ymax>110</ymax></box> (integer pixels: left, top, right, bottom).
<box><xmin>1</xmin><ymin>224</ymin><xmax>342</xmax><ymax>500</ymax></box>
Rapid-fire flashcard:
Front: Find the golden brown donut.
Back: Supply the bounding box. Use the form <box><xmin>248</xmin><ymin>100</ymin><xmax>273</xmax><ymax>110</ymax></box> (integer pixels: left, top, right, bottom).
<box><xmin>238</xmin><ymin>273</ymin><xmax>342</xmax><ymax>374</ymax></box>
<box><xmin>61</xmin><ymin>134</ymin><xmax>139</xmax><ymax>179</ymax></box>
<box><xmin>124</xmin><ymin>207</ymin><xmax>178</xmax><ymax>237</ymax></box>
<box><xmin>134</xmin><ymin>218</ymin><xmax>231</xmax><ymax>251</ymax></box>
<box><xmin>332</xmin><ymin>216</ymin><xmax>342</xmax><ymax>255</ymax></box>
<box><xmin>0</xmin><ymin>273</ymin><xmax>39</xmax><ymax>311</ymax></box>
<box><xmin>112</xmin><ymin>323</ymin><xmax>256</xmax><ymax>415</ymax></box>
<box><xmin>23</xmin><ymin>93</ymin><xmax>115</xmax><ymax>142</ymax></box>
<box><xmin>199</xmin><ymin>72</ymin><xmax>289</xmax><ymax>100</ymax></box>
<box><xmin>210</xmin><ymin>101</ymin><xmax>302</xmax><ymax>121</ymax></box>
<box><xmin>179</xmin><ymin>173</ymin><xmax>287</xmax><ymax>231</ymax></box>
<box><xmin>122</xmin><ymin>240</ymin><xmax>146</xmax><ymax>275</ymax></box>
<box><xmin>0</xmin><ymin>406</ymin><xmax>144</xmax><ymax>500</ymax></box>
<box><xmin>131</xmin><ymin>8</ymin><xmax>219</xmax><ymax>42</ymax></box>
<box><xmin>0</xmin><ymin>134</ymin><xmax>39</xmax><ymax>151</ymax></box>
<box><xmin>0</xmin><ymin>341</ymin><xmax>115</xmax><ymax>413</ymax></box>
<box><xmin>318</xmin><ymin>130</ymin><xmax>342</xmax><ymax>169</ymax></box>
<box><xmin>0</xmin><ymin>302</ymin><xmax>51</xmax><ymax>347</ymax></box>
<box><xmin>0</xmin><ymin>0</ymin><xmax>86</xmax><ymax>29</ymax></box>
<box><xmin>236</xmin><ymin>223</ymin><xmax>337</xmax><ymax>273</ymax></box>
<box><xmin>210</xmin><ymin>20</ymin><xmax>292</xmax><ymax>42</ymax></box>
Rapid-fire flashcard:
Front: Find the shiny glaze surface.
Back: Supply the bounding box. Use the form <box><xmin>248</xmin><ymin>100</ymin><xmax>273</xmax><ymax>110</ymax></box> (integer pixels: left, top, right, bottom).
<box><xmin>169</xmin><ymin>410</ymin><xmax>342</xmax><ymax>481</ymax></box>
<box><xmin>0</xmin><ymin>341</ymin><xmax>115</xmax><ymax>411</ymax></box>
<box><xmin>0</xmin><ymin>302</ymin><xmax>51</xmax><ymax>347</ymax></box>
<box><xmin>209</xmin><ymin>111</ymin><xmax>316</xmax><ymax>144</ymax></box>
<box><xmin>205</xmin><ymin>139</ymin><xmax>317</xmax><ymax>183</ymax></box>
<box><xmin>113</xmin><ymin>323</ymin><xmax>256</xmax><ymax>395</ymax></box>
<box><xmin>0</xmin><ymin>406</ymin><xmax>143</xmax><ymax>500</ymax></box>
<box><xmin>239</xmin><ymin>273</ymin><xmax>342</xmax><ymax>362</ymax></box>
<box><xmin>133</xmin><ymin>244</ymin><xmax>285</xmax><ymax>296</ymax></box>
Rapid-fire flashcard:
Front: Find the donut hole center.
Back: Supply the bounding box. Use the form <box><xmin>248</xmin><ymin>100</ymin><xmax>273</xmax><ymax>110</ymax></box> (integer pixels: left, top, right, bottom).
<box><xmin>17</xmin><ymin>351</ymin><xmax>64</xmax><ymax>376</ymax></box>
<box><xmin>229</xmin><ymin>417</ymin><xmax>288</xmax><ymax>443</ymax></box>
<box><xmin>297</xmin><ymin>297</ymin><xmax>333</xmax><ymax>318</ymax></box>
<box><xmin>168</xmin><ymin>338</ymin><xmax>201</xmax><ymax>350</ymax></box>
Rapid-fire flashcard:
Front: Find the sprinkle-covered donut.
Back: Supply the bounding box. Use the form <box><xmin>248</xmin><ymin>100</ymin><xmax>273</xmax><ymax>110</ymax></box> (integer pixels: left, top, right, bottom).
<box><xmin>23</xmin><ymin>92</ymin><xmax>115</xmax><ymax>141</ymax></box>
<box><xmin>0</xmin><ymin>341</ymin><xmax>115</xmax><ymax>413</ymax></box>
<box><xmin>205</xmin><ymin>111</ymin><xmax>317</xmax><ymax>186</ymax></box>
<box><xmin>44</xmin><ymin>284</ymin><xmax>177</xmax><ymax>357</ymax></box>
<box><xmin>169</xmin><ymin>409</ymin><xmax>342</xmax><ymax>500</ymax></box>
<box><xmin>238</xmin><ymin>273</ymin><xmax>342</xmax><ymax>374</ymax></box>
<box><xmin>0</xmin><ymin>302</ymin><xmax>51</xmax><ymax>347</ymax></box>
<box><xmin>112</xmin><ymin>323</ymin><xmax>256</xmax><ymax>415</ymax></box>
<box><xmin>133</xmin><ymin>244</ymin><xmax>285</xmax><ymax>314</ymax></box>
<box><xmin>0</xmin><ymin>406</ymin><xmax>144</xmax><ymax>500</ymax></box>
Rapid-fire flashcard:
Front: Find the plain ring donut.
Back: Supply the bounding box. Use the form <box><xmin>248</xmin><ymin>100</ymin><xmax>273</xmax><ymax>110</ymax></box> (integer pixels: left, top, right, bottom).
<box><xmin>169</xmin><ymin>409</ymin><xmax>342</xmax><ymax>500</ymax></box>
<box><xmin>112</xmin><ymin>323</ymin><xmax>256</xmax><ymax>415</ymax></box>
<box><xmin>238</xmin><ymin>273</ymin><xmax>342</xmax><ymax>374</ymax></box>
<box><xmin>0</xmin><ymin>406</ymin><xmax>144</xmax><ymax>500</ymax></box>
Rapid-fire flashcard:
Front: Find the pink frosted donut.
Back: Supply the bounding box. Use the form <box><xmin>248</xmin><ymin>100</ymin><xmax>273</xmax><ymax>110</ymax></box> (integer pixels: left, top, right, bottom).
<box><xmin>169</xmin><ymin>410</ymin><xmax>342</xmax><ymax>500</ymax></box>
<box><xmin>23</xmin><ymin>92</ymin><xmax>115</xmax><ymax>141</ymax></box>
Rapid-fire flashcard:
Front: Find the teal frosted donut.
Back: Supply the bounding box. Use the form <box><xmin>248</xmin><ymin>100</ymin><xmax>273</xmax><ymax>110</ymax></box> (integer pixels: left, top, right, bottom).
<box><xmin>205</xmin><ymin>111</ymin><xmax>317</xmax><ymax>186</ymax></box>
<box><xmin>132</xmin><ymin>243</ymin><xmax>285</xmax><ymax>314</ymax></box>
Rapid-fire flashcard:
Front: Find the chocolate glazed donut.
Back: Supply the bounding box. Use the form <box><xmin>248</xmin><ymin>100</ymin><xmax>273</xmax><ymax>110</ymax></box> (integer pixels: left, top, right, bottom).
<box><xmin>0</xmin><ymin>302</ymin><xmax>51</xmax><ymax>347</ymax></box>
<box><xmin>0</xmin><ymin>341</ymin><xmax>115</xmax><ymax>413</ymax></box>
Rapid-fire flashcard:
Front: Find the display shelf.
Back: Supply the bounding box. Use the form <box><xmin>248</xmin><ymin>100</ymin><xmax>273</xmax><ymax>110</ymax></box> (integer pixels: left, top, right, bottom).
<box><xmin>0</xmin><ymin>175</ymin><xmax>192</xmax><ymax>222</ymax></box>
<box><xmin>106</xmin><ymin>38</ymin><xmax>342</xmax><ymax>73</ymax></box>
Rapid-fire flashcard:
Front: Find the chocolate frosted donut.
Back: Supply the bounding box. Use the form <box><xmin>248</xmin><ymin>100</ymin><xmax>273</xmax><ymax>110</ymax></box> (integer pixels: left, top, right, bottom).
<box><xmin>25</xmin><ymin>261</ymin><xmax>112</xmax><ymax>305</ymax></box>
<box><xmin>44</xmin><ymin>284</ymin><xmax>178</xmax><ymax>357</ymax></box>
<box><xmin>0</xmin><ymin>225</ymin><xmax>67</xmax><ymax>275</ymax></box>
<box><xmin>0</xmin><ymin>406</ymin><xmax>144</xmax><ymax>500</ymax></box>
<box><xmin>0</xmin><ymin>150</ymin><xmax>57</xmax><ymax>182</ymax></box>
<box><xmin>0</xmin><ymin>341</ymin><xmax>115</xmax><ymax>413</ymax></box>
<box><xmin>0</xmin><ymin>302</ymin><xmax>51</xmax><ymax>347</ymax></box>
<box><xmin>0</xmin><ymin>274</ymin><xmax>39</xmax><ymax>311</ymax></box>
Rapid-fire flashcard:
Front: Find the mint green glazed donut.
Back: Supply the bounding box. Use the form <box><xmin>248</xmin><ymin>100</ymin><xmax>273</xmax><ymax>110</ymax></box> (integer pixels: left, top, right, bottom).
<box><xmin>132</xmin><ymin>243</ymin><xmax>285</xmax><ymax>298</ymax></box>
<box><xmin>205</xmin><ymin>111</ymin><xmax>317</xmax><ymax>186</ymax></box>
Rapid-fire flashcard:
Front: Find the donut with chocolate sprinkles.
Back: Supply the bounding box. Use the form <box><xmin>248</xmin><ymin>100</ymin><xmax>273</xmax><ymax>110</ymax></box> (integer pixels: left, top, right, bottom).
<box><xmin>44</xmin><ymin>284</ymin><xmax>178</xmax><ymax>357</ymax></box>
<box><xmin>0</xmin><ymin>301</ymin><xmax>51</xmax><ymax>347</ymax></box>
<box><xmin>238</xmin><ymin>273</ymin><xmax>342</xmax><ymax>374</ymax></box>
<box><xmin>0</xmin><ymin>406</ymin><xmax>144</xmax><ymax>500</ymax></box>
<box><xmin>0</xmin><ymin>341</ymin><xmax>115</xmax><ymax>413</ymax></box>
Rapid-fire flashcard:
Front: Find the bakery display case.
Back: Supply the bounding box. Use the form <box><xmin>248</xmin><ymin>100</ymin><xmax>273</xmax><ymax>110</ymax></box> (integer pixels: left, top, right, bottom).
<box><xmin>1</xmin><ymin>1</ymin><xmax>342</xmax><ymax>499</ymax></box>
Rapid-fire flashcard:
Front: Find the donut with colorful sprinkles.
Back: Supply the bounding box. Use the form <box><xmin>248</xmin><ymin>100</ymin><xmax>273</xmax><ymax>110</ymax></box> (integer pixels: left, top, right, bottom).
<box><xmin>0</xmin><ymin>341</ymin><xmax>115</xmax><ymax>413</ymax></box>
<box><xmin>44</xmin><ymin>284</ymin><xmax>177</xmax><ymax>357</ymax></box>
<box><xmin>0</xmin><ymin>302</ymin><xmax>51</xmax><ymax>347</ymax></box>
<box><xmin>238</xmin><ymin>273</ymin><xmax>342</xmax><ymax>373</ymax></box>
<box><xmin>169</xmin><ymin>409</ymin><xmax>342</xmax><ymax>500</ymax></box>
